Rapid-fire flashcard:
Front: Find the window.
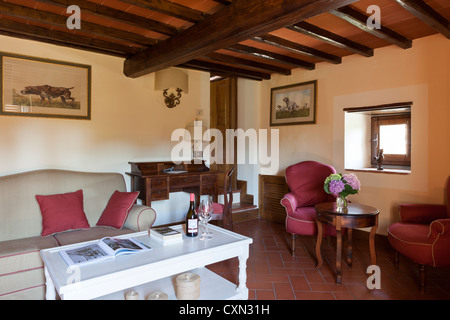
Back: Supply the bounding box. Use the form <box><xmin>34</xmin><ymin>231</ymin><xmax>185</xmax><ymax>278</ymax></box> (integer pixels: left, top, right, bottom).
<box><xmin>344</xmin><ymin>102</ymin><xmax>412</xmax><ymax>172</ymax></box>
<box><xmin>371</xmin><ymin>113</ymin><xmax>411</xmax><ymax>167</ymax></box>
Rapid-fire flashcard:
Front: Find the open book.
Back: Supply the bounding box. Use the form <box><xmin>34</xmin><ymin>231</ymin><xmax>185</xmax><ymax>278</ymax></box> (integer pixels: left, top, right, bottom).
<box><xmin>59</xmin><ymin>237</ymin><xmax>151</xmax><ymax>268</ymax></box>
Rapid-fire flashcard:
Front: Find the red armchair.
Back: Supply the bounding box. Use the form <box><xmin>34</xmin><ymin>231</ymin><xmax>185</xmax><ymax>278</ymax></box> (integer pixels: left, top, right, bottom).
<box><xmin>388</xmin><ymin>177</ymin><xmax>450</xmax><ymax>293</ymax></box>
<box><xmin>281</xmin><ymin>161</ymin><xmax>337</xmax><ymax>256</ymax></box>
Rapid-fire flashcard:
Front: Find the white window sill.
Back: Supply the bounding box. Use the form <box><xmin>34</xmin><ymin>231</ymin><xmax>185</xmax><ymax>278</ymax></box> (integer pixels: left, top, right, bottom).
<box><xmin>345</xmin><ymin>168</ymin><xmax>411</xmax><ymax>175</ymax></box>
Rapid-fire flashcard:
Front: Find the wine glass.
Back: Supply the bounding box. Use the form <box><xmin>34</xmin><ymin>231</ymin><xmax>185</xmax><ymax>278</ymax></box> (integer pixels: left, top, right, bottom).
<box><xmin>199</xmin><ymin>199</ymin><xmax>213</xmax><ymax>240</ymax></box>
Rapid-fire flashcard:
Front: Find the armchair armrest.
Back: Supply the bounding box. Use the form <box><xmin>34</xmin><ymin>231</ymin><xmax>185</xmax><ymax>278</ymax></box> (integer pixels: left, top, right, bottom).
<box><xmin>429</xmin><ymin>219</ymin><xmax>450</xmax><ymax>238</ymax></box>
<box><xmin>123</xmin><ymin>205</ymin><xmax>156</xmax><ymax>232</ymax></box>
<box><xmin>428</xmin><ymin>218</ymin><xmax>450</xmax><ymax>267</ymax></box>
<box><xmin>399</xmin><ymin>204</ymin><xmax>447</xmax><ymax>224</ymax></box>
<box><xmin>281</xmin><ymin>192</ymin><xmax>298</xmax><ymax>216</ymax></box>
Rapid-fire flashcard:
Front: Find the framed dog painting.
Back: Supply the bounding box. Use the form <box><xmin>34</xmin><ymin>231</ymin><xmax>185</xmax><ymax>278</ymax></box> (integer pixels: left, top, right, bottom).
<box><xmin>0</xmin><ymin>52</ymin><xmax>91</xmax><ymax>120</ymax></box>
<box><xmin>270</xmin><ymin>80</ymin><xmax>317</xmax><ymax>126</ymax></box>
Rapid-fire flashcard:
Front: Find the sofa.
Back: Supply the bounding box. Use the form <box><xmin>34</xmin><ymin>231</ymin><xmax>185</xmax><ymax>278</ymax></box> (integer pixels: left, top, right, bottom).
<box><xmin>0</xmin><ymin>169</ymin><xmax>156</xmax><ymax>300</ymax></box>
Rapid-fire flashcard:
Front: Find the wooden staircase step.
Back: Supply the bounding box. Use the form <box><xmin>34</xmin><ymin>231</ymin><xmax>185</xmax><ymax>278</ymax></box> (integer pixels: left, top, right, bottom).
<box><xmin>231</xmin><ymin>202</ymin><xmax>259</xmax><ymax>223</ymax></box>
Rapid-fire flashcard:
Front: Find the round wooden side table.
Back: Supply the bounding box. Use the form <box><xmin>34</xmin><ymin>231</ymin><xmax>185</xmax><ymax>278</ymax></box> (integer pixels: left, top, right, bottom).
<box><xmin>315</xmin><ymin>202</ymin><xmax>379</xmax><ymax>284</ymax></box>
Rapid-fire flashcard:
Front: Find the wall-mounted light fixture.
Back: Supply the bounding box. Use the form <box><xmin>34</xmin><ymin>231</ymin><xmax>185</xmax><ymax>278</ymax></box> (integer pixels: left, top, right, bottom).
<box><xmin>154</xmin><ymin>68</ymin><xmax>189</xmax><ymax>108</ymax></box>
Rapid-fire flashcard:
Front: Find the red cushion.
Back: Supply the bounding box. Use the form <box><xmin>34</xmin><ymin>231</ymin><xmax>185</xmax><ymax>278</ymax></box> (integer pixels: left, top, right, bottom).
<box><xmin>285</xmin><ymin>161</ymin><xmax>336</xmax><ymax>207</ymax></box>
<box><xmin>211</xmin><ymin>202</ymin><xmax>224</xmax><ymax>220</ymax></box>
<box><xmin>286</xmin><ymin>206</ymin><xmax>336</xmax><ymax>236</ymax></box>
<box><xmin>36</xmin><ymin>190</ymin><xmax>90</xmax><ymax>237</ymax></box>
<box><xmin>96</xmin><ymin>191</ymin><xmax>139</xmax><ymax>229</ymax></box>
<box><xmin>388</xmin><ymin>222</ymin><xmax>434</xmax><ymax>266</ymax></box>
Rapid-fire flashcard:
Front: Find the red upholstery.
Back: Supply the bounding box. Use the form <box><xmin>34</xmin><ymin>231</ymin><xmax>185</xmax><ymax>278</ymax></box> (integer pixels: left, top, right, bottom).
<box><xmin>387</xmin><ymin>177</ymin><xmax>450</xmax><ymax>291</ymax></box>
<box><xmin>281</xmin><ymin>161</ymin><xmax>337</xmax><ymax>240</ymax></box>
<box><xmin>388</xmin><ymin>206</ymin><xmax>450</xmax><ymax>267</ymax></box>
<box><xmin>212</xmin><ymin>202</ymin><xmax>224</xmax><ymax>220</ymax></box>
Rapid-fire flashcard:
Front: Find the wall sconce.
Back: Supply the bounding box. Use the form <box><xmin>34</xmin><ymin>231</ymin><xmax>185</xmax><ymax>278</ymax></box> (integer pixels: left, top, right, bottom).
<box><xmin>154</xmin><ymin>68</ymin><xmax>189</xmax><ymax>108</ymax></box>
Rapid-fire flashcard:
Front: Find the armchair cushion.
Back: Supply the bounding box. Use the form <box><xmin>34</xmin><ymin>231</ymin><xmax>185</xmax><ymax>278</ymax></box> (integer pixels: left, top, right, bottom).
<box><xmin>399</xmin><ymin>204</ymin><xmax>447</xmax><ymax>224</ymax></box>
<box><xmin>286</xmin><ymin>206</ymin><xmax>336</xmax><ymax>237</ymax></box>
<box><xmin>388</xmin><ymin>218</ymin><xmax>450</xmax><ymax>267</ymax></box>
<box><xmin>285</xmin><ymin>161</ymin><xmax>336</xmax><ymax>207</ymax></box>
<box><xmin>388</xmin><ymin>222</ymin><xmax>433</xmax><ymax>265</ymax></box>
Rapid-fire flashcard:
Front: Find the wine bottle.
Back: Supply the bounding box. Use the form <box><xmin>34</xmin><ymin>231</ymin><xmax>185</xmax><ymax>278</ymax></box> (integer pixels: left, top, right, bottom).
<box><xmin>185</xmin><ymin>193</ymin><xmax>198</xmax><ymax>237</ymax></box>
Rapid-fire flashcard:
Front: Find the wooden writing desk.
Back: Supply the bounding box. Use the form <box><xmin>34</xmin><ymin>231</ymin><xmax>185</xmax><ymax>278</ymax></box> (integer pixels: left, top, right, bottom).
<box><xmin>126</xmin><ymin>161</ymin><xmax>217</xmax><ymax>206</ymax></box>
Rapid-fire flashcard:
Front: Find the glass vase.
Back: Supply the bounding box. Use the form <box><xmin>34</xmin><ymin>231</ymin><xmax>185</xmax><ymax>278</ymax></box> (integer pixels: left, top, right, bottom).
<box><xmin>336</xmin><ymin>195</ymin><xmax>348</xmax><ymax>212</ymax></box>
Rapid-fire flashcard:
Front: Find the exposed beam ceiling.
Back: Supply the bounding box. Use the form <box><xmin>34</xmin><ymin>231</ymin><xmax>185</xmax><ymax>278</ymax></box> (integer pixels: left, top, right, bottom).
<box><xmin>123</xmin><ymin>0</ymin><xmax>358</xmax><ymax>77</ymax></box>
<box><xmin>0</xmin><ymin>0</ymin><xmax>447</xmax><ymax>81</ymax></box>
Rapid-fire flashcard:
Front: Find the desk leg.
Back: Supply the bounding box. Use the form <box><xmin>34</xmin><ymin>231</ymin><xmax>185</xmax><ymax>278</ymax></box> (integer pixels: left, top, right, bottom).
<box><xmin>44</xmin><ymin>267</ymin><xmax>56</xmax><ymax>300</ymax></box>
<box><xmin>369</xmin><ymin>215</ymin><xmax>378</xmax><ymax>266</ymax></box>
<box><xmin>347</xmin><ymin>228</ymin><xmax>353</xmax><ymax>268</ymax></box>
<box><xmin>336</xmin><ymin>216</ymin><xmax>342</xmax><ymax>285</ymax></box>
<box><xmin>315</xmin><ymin>220</ymin><xmax>323</xmax><ymax>268</ymax></box>
<box><xmin>237</xmin><ymin>248</ymin><xmax>250</xmax><ymax>300</ymax></box>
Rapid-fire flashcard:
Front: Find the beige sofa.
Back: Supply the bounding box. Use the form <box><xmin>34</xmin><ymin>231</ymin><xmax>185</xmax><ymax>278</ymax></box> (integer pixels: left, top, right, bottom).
<box><xmin>0</xmin><ymin>169</ymin><xmax>156</xmax><ymax>300</ymax></box>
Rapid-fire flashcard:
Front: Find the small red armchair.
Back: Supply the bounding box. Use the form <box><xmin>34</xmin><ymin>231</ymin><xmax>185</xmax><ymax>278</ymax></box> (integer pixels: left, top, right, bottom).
<box><xmin>281</xmin><ymin>161</ymin><xmax>337</xmax><ymax>256</ymax></box>
<box><xmin>388</xmin><ymin>177</ymin><xmax>450</xmax><ymax>293</ymax></box>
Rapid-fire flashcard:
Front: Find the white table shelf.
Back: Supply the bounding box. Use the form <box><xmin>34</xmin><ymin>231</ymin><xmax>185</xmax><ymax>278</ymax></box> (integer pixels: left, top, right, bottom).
<box><xmin>41</xmin><ymin>224</ymin><xmax>252</xmax><ymax>300</ymax></box>
<box><xmin>96</xmin><ymin>267</ymin><xmax>240</xmax><ymax>300</ymax></box>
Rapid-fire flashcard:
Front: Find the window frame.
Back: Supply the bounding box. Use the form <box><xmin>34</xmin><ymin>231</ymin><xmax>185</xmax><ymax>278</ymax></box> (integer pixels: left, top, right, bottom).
<box><xmin>370</xmin><ymin>113</ymin><xmax>411</xmax><ymax>167</ymax></box>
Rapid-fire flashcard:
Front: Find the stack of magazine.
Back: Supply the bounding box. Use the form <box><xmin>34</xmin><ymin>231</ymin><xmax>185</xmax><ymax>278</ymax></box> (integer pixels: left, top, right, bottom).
<box><xmin>150</xmin><ymin>226</ymin><xmax>183</xmax><ymax>246</ymax></box>
<box><xmin>59</xmin><ymin>237</ymin><xmax>151</xmax><ymax>268</ymax></box>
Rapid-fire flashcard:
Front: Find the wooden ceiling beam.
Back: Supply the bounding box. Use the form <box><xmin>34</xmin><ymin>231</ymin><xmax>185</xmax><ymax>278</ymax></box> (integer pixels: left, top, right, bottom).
<box><xmin>395</xmin><ymin>0</ymin><xmax>450</xmax><ymax>39</ymax></box>
<box><xmin>179</xmin><ymin>59</ymin><xmax>270</xmax><ymax>81</ymax></box>
<box><xmin>205</xmin><ymin>52</ymin><xmax>292</xmax><ymax>75</ymax></box>
<box><xmin>0</xmin><ymin>2</ymin><xmax>158</xmax><ymax>46</ymax></box>
<box><xmin>228</xmin><ymin>44</ymin><xmax>315</xmax><ymax>70</ymax></box>
<box><xmin>331</xmin><ymin>6</ymin><xmax>412</xmax><ymax>49</ymax></box>
<box><xmin>287</xmin><ymin>21</ymin><xmax>374</xmax><ymax>57</ymax></box>
<box><xmin>36</xmin><ymin>0</ymin><xmax>179</xmax><ymax>36</ymax></box>
<box><xmin>0</xmin><ymin>19</ymin><xmax>137</xmax><ymax>57</ymax></box>
<box><xmin>119</xmin><ymin>0</ymin><xmax>206</xmax><ymax>23</ymax></box>
<box><xmin>253</xmin><ymin>34</ymin><xmax>342</xmax><ymax>64</ymax></box>
<box><xmin>123</xmin><ymin>0</ymin><xmax>358</xmax><ymax>78</ymax></box>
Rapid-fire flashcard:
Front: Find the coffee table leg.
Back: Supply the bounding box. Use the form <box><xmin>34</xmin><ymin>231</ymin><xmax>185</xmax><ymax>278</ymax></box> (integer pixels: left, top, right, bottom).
<box><xmin>315</xmin><ymin>219</ymin><xmax>323</xmax><ymax>268</ymax></box>
<box><xmin>336</xmin><ymin>217</ymin><xmax>342</xmax><ymax>285</ymax></box>
<box><xmin>237</xmin><ymin>248</ymin><xmax>249</xmax><ymax>300</ymax></box>
<box><xmin>44</xmin><ymin>267</ymin><xmax>56</xmax><ymax>300</ymax></box>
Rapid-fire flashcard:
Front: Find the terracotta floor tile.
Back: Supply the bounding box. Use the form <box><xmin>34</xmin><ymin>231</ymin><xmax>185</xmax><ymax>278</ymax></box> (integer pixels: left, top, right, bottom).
<box><xmin>209</xmin><ymin>219</ymin><xmax>450</xmax><ymax>300</ymax></box>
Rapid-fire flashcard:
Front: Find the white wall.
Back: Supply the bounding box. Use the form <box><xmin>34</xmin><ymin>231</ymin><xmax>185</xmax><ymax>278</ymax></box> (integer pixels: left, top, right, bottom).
<box><xmin>237</xmin><ymin>78</ymin><xmax>261</xmax><ymax>205</ymax></box>
<box><xmin>0</xmin><ymin>36</ymin><xmax>211</xmax><ymax>226</ymax></box>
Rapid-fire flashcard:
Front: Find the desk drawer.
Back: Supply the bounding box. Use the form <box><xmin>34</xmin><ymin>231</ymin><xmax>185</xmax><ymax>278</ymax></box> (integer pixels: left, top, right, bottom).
<box><xmin>170</xmin><ymin>175</ymin><xmax>200</xmax><ymax>187</ymax></box>
<box><xmin>151</xmin><ymin>177</ymin><xmax>168</xmax><ymax>189</ymax></box>
<box><xmin>201</xmin><ymin>183</ymin><xmax>216</xmax><ymax>195</ymax></box>
<box><xmin>201</xmin><ymin>174</ymin><xmax>216</xmax><ymax>184</ymax></box>
<box><xmin>151</xmin><ymin>189</ymin><xmax>169</xmax><ymax>201</ymax></box>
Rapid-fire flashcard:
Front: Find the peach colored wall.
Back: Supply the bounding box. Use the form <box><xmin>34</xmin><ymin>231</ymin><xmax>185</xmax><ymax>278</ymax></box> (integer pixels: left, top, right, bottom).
<box><xmin>260</xmin><ymin>34</ymin><xmax>450</xmax><ymax>234</ymax></box>
<box><xmin>0</xmin><ymin>35</ymin><xmax>210</xmax><ymax>226</ymax></box>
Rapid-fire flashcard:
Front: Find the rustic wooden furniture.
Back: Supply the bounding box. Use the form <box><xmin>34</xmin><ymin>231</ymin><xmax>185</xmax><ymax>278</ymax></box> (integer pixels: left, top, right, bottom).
<box><xmin>258</xmin><ymin>174</ymin><xmax>289</xmax><ymax>223</ymax></box>
<box><xmin>212</xmin><ymin>166</ymin><xmax>235</xmax><ymax>231</ymax></box>
<box><xmin>315</xmin><ymin>202</ymin><xmax>379</xmax><ymax>284</ymax></box>
<box><xmin>126</xmin><ymin>161</ymin><xmax>217</xmax><ymax>207</ymax></box>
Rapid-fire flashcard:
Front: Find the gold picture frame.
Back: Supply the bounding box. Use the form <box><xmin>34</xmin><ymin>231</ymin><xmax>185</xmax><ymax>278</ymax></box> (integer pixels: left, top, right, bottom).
<box><xmin>0</xmin><ymin>52</ymin><xmax>91</xmax><ymax>120</ymax></box>
<box><xmin>270</xmin><ymin>80</ymin><xmax>317</xmax><ymax>126</ymax></box>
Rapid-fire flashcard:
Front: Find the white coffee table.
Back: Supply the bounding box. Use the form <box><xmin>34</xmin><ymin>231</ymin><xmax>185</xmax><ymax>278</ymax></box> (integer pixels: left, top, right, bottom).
<box><xmin>40</xmin><ymin>224</ymin><xmax>253</xmax><ymax>300</ymax></box>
